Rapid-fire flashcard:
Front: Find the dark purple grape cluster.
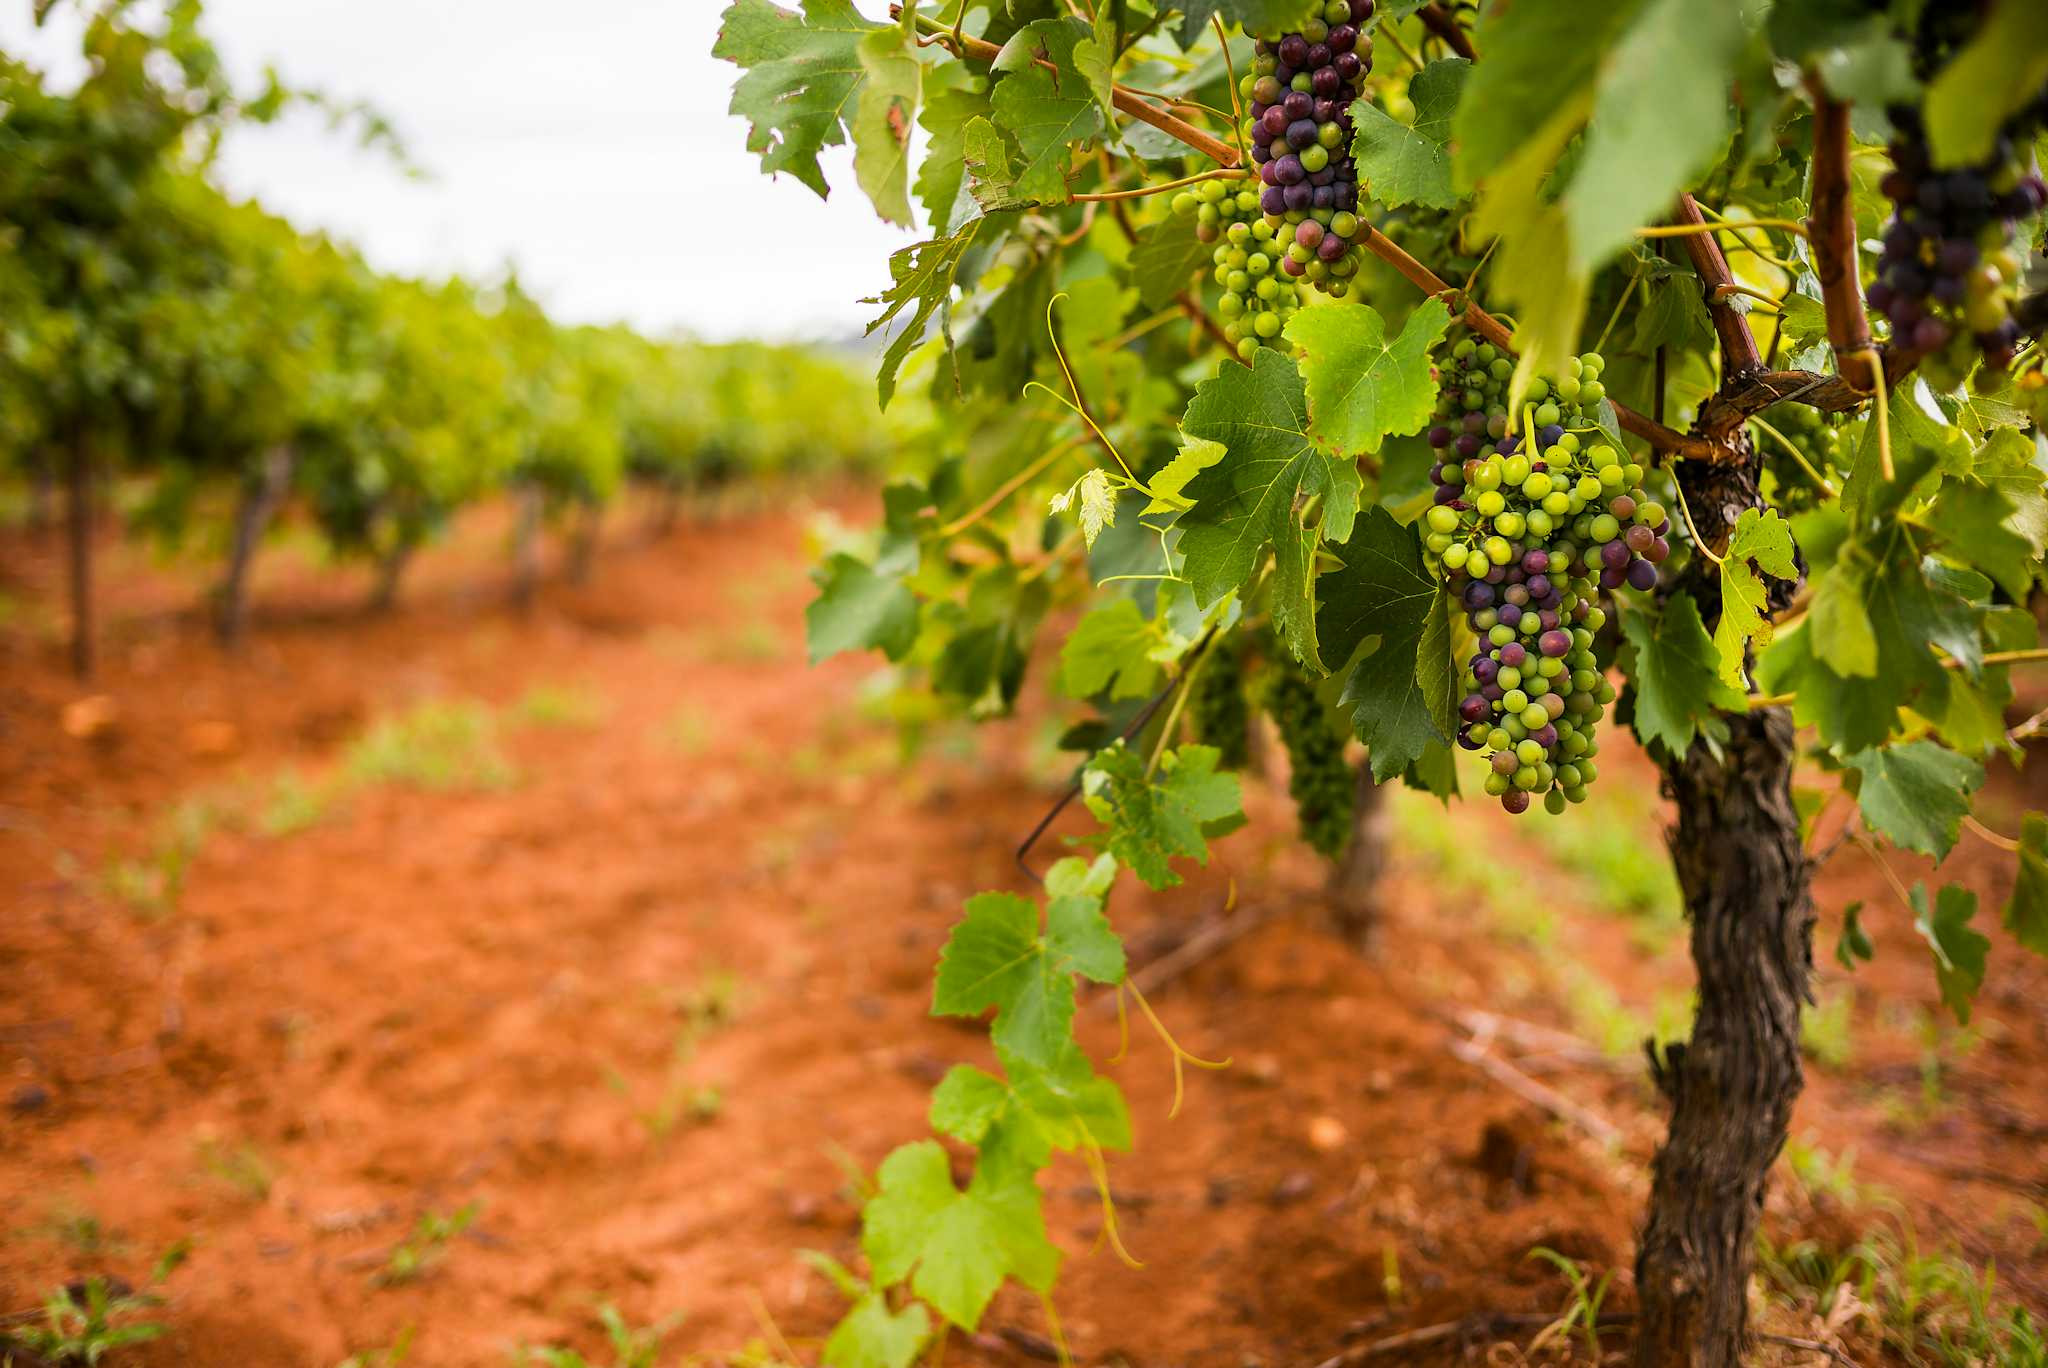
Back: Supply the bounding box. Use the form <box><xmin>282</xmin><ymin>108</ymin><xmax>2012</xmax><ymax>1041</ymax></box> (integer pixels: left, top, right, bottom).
<box><xmin>1238</xmin><ymin>0</ymin><xmax>1374</xmax><ymax>302</ymax></box>
<box><xmin>1420</xmin><ymin>333</ymin><xmax>1669</xmax><ymax>815</ymax></box>
<box><xmin>1869</xmin><ymin>104</ymin><xmax>2045</xmax><ymax>373</ymax></box>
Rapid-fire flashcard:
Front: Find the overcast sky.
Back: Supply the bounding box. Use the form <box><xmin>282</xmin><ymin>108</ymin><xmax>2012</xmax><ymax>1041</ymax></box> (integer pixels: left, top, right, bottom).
<box><xmin>1</xmin><ymin>0</ymin><xmax>914</xmax><ymax>341</ymax></box>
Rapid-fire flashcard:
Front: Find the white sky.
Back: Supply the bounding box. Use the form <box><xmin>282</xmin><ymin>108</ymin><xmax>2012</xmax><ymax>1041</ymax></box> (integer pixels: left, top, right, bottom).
<box><xmin>1</xmin><ymin>0</ymin><xmax>915</xmax><ymax>341</ymax></box>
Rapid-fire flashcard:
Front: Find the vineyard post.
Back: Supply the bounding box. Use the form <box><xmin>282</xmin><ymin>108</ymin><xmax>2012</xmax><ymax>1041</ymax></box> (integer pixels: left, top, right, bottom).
<box><xmin>65</xmin><ymin>428</ymin><xmax>94</xmax><ymax>679</ymax></box>
<box><xmin>216</xmin><ymin>443</ymin><xmax>297</xmax><ymax>648</ymax></box>
<box><xmin>368</xmin><ymin>529</ymin><xmax>419</xmax><ymax>613</ymax></box>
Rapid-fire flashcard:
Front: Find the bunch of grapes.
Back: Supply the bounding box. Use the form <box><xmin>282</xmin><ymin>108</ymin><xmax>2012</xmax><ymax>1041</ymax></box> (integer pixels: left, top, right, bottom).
<box><xmin>1868</xmin><ymin>103</ymin><xmax>2045</xmax><ymax>374</ymax></box>
<box><xmin>1422</xmin><ymin>335</ymin><xmax>1669</xmax><ymax>815</ymax></box>
<box><xmin>1262</xmin><ymin>664</ymin><xmax>1355</xmax><ymax>859</ymax></box>
<box><xmin>1753</xmin><ymin>403</ymin><xmax>1852</xmax><ymax>516</ymax></box>
<box><xmin>1175</xmin><ymin>178</ymin><xmax>1309</xmax><ymax>361</ymax></box>
<box><xmin>1189</xmin><ymin>631</ymin><xmax>1251</xmax><ymax>770</ymax></box>
<box><xmin>1238</xmin><ymin>0</ymin><xmax>1375</xmax><ymax>300</ymax></box>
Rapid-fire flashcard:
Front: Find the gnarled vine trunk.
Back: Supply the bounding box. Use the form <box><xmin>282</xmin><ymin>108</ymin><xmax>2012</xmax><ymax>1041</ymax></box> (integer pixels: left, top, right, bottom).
<box><xmin>65</xmin><ymin>431</ymin><xmax>94</xmax><ymax>679</ymax></box>
<box><xmin>215</xmin><ymin>444</ymin><xmax>296</xmax><ymax>649</ymax></box>
<box><xmin>1633</xmin><ymin>437</ymin><xmax>1813</xmax><ymax>1368</ymax></box>
<box><xmin>511</xmin><ymin>482</ymin><xmax>544</xmax><ymax>612</ymax></box>
<box><xmin>1326</xmin><ymin>763</ymin><xmax>1389</xmax><ymax>948</ymax></box>
<box><xmin>367</xmin><ymin>531</ymin><xmax>419</xmax><ymax>613</ymax></box>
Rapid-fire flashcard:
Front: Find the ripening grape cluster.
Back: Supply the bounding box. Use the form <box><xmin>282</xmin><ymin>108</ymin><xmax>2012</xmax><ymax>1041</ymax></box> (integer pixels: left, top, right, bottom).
<box><xmin>1263</xmin><ymin>665</ymin><xmax>1355</xmax><ymax>859</ymax></box>
<box><xmin>1190</xmin><ymin>632</ymin><xmax>1251</xmax><ymax>770</ymax></box>
<box><xmin>1422</xmin><ymin>334</ymin><xmax>1671</xmax><ymax>815</ymax></box>
<box><xmin>1869</xmin><ymin>103</ymin><xmax>2046</xmax><ymax>373</ymax></box>
<box><xmin>1176</xmin><ymin>179</ymin><xmax>1311</xmax><ymax>362</ymax></box>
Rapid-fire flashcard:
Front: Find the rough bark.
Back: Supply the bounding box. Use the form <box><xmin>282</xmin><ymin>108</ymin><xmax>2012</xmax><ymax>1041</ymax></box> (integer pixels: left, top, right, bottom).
<box><xmin>565</xmin><ymin>498</ymin><xmax>601</xmax><ymax>584</ymax></box>
<box><xmin>215</xmin><ymin>444</ymin><xmax>296</xmax><ymax>649</ymax></box>
<box><xmin>1325</xmin><ymin>764</ymin><xmax>1390</xmax><ymax>948</ymax></box>
<box><xmin>368</xmin><ymin>530</ymin><xmax>420</xmax><ymax>613</ymax></box>
<box><xmin>65</xmin><ymin>432</ymin><xmax>94</xmax><ymax>679</ymax></box>
<box><xmin>511</xmin><ymin>483</ymin><xmax>544</xmax><ymax>612</ymax></box>
<box><xmin>1632</xmin><ymin>438</ymin><xmax>1814</xmax><ymax>1368</ymax></box>
<box><xmin>27</xmin><ymin>446</ymin><xmax>56</xmax><ymax>537</ymax></box>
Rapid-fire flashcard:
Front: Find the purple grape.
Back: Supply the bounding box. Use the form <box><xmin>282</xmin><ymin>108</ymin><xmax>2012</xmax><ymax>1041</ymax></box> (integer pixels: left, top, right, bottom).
<box><xmin>1278</xmin><ymin>34</ymin><xmax>1308</xmax><ymax>68</ymax></box>
<box><xmin>1305</xmin><ymin>42</ymin><xmax>1332</xmax><ymax>69</ymax></box>
<box><xmin>1431</xmin><ymin>483</ymin><xmax>1458</xmax><ymax>505</ymax></box>
<box><xmin>1287</xmin><ymin>118</ymin><xmax>1318</xmax><ymax>149</ymax></box>
<box><xmin>1260</xmin><ymin>186</ymin><xmax>1287</xmax><ymax>215</ymax></box>
<box><xmin>1601</xmin><ymin>540</ymin><xmax>1630</xmax><ymax>570</ymax></box>
<box><xmin>1464</xmin><ymin>581</ymin><xmax>1495</xmax><ymax>610</ymax></box>
<box><xmin>1624</xmin><ymin>524</ymin><xmax>1655</xmax><ymax>554</ymax></box>
<box><xmin>1598</xmin><ymin>565</ymin><xmax>1624</xmax><ymax>590</ymax></box>
<box><xmin>1531</xmin><ymin>723</ymin><xmax>1558</xmax><ymax>749</ymax></box>
<box><xmin>1626</xmin><ymin>559</ymin><xmax>1659</xmax><ymax>591</ymax></box>
<box><xmin>1317</xmin><ymin>232</ymin><xmax>1347</xmax><ymax>262</ymax></box>
<box><xmin>1521</xmin><ymin>549</ymin><xmax>1549</xmax><ymax>575</ymax></box>
<box><xmin>1473</xmin><ymin>658</ymin><xmax>1499</xmax><ymax>686</ymax></box>
<box><xmin>1427</xmin><ymin>424</ymin><xmax>1452</xmax><ymax>448</ymax></box>
<box><xmin>1491</xmin><ymin>750</ymin><xmax>1517</xmax><ymax>775</ymax></box>
<box><xmin>1284</xmin><ymin>90</ymin><xmax>1313</xmax><ymax>120</ymax></box>
<box><xmin>1526</xmin><ymin>574</ymin><xmax>1552</xmax><ymax>600</ymax></box>
<box><xmin>1335</xmin><ymin>51</ymin><xmax>1363</xmax><ymax>82</ymax></box>
<box><xmin>1539</xmin><ymin>629</ymin><xmax>1572</xmax><ymax>658</ymax></box>
<box><xmin>1498</xmin><ymin>641</ymin><xmax>1527</xmax><ymax>669</ymax></box>
<box><xmin>1283</xmin><ymin>182</ymin><xmax>1313</xmax><ymax>211</ymax></box>
<box><xmin>1498</xmin><ymin>603</ymin><xmax>1523</xmax><ymax>628</ymax></box>
<box><xmin>1312</xmin><ymin>66</ymin><xmax>1341</xmax><ymax>97</ymax></box>
<box><xmin>1454</xmin><ymin>433</ymin><xmax>1481</xmax><ymax>457</ymax></box>
<box><xmin>1329</xmin><ymin>24</ymin><xmax>1356</xmax><ymax>53</ymax></box>
<box><xmin>1911</xmin><ymin>316</ymin><xmax>1950</xmax><ymax>350</ymax></box>
<box><xmin>1503</xmin><ymin>789</ymin><xmax>1531</xmax><ymax>815</ymax></box>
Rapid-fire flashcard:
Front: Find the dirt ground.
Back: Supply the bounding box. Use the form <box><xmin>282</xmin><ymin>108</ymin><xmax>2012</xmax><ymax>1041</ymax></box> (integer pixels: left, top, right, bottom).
<box><xmin>1</xmin><ymin>495</ymin><xmax>2043</xmax><ymax>1368</ymax></box>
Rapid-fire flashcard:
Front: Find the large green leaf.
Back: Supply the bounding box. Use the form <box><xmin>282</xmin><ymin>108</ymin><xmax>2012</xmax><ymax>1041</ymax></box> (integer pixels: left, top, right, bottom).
<box><xmin>808</xmin><ymin>554</ymin><xmax>918</xmax><ymax>662</ymax></box>
<box><xmin>916</xmin><ymin>85</ymin><xmax>991</xmax><ymax>234</ymax></box>
<box><xmin>851</xmin><ymin>27</ymin><xmax>923</xmax><ymax>226</ymax></box>
<box><xmin>823</xmin><ymin>1291</ymin><xmax>931</xmax><ymax>1368</ymax></box>
<box><xmin>1923</xmin><ymin>1</ymin><xmax>2048</xmax><ymax>168</ymax></box>
<box><xmin>1286</xmin><ymin>296</ymin><xmax>1450</xmax><ymax>457</ymax></box>
<box><xmin>860</xmin><ymin>1140</ymin><xmax>1060</xmax><ymax>1330</ymax></box>
<box><xmin>1130</xmin><ymin>216</ymin><xmax>1213</xmax><ymax>310</ymax></box>
<box><xmin>1564</xmin><ymin>0</ymin><xmax>1744</xmax><ymax>269</ymax></box>
<box><xmin>1713</xmin><ymin>507</ymin><xmax>1799</xmax><ymax>688</ymax></box>
<box><xmin>2008</xmin><ymin>812</ymin><xmax>2048</xmax><ymax>957</ymax></box>
<box><xmin>1912</xmin><ymin>882</ymin><xmax>1989</xmax><ymax>1025</ymax></box>
<box><xmin>715</xmin><ymin>0</ymin><xmax>883</xmax><ymax>200</ymax></box>
<box><xmin>1846</xmin><ymin>739</ymin><xmax>1983</xmax><ymax>861</ymax></box>
<box><xmin>931</xmin><ymin>882</ymin><xmax>1125</xmax><ymax>1065</ymax></box>
<box><xmin>1172</xmin><ymin>0</ymin><xmax>1321</xmax><ymax>47</ymax></box>
<box><xmin>989</xmin><ymin>19</ymin><xmax>1106</xmax><ymax>205</ymax></box>
<box><xmin>1177</xmin><ymin>350</ymin><xmax>1359</xmax><ymax>664</ymax></box>
<box><xmin>1349</xmin><ymin>59</ymin><xmax>1469</xmax><ymax>211</ymax></box>
<box><xmin>1620</xmin><ymin>593</ymin><xmax>1745</xmax><ymax>758</ymax></box>
<box><xmin>1082</xmin><ymin>742</ymin><xmax>1245</xmax><ymax>889</ymax></box>
<box><xmin>1317</xmin><ymin>506</ymin><xmax>1452</xmax><ymax>781</ymax></box>
<box><xmin>863</xmin><ymin>217</ymin><xmax>986</xmax><ymax>408</ymax></box>
<box><xmin>1451</xmin><ymin>0</ymin><xmax>1635</xmax><ymax>188</ymax></box>
<box><xmin>1060</xmin><ymin>597</ymin><xmax>1161</xmax><ymax>700</ymax></box>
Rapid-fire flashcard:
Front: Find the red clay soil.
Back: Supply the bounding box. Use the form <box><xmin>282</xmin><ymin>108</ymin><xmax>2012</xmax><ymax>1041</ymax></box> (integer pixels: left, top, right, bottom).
<box><xmin>0</xmin><ymin>499</ymin><xmax>2042</xmax><ymax>1367</ymax></box>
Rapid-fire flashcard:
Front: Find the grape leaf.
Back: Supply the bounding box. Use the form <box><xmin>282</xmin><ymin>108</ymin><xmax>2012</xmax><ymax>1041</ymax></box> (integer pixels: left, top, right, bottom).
<box><xmin>852</xmin><ymin>27</ymin><xmax>922</xmax><ymax>226</ymax></box>
<box><xmin>1619</xmin><ymin>592</ymin><xmax>1745</xmax><ymax>758</ymax></box>
<box><xmin>930</xmin><ymin>1065</ymin><xmax>1009</xmax><ymax>1145</ymax></box>
<box><xmin>1316</xmin><ymin>506</ymin><xmax>1453</xmax><ymax>781</ymax></box>
<box><xmin>962</xmin><ymin>115</ymin><xmax>1028</xmax><ymax>213</ymax></box>
<box><xmin>1807</xmin><ymin>554</ymin><xmax>1878</xmax><ymax>680</ymax></box>
<box><xmin>1911</xmin><ymin>882</ymin><xmax>1989</xmax><ymax>1025</ymax></box>
<box><xmin>715</xmin><ymin>0</ymin><xmax>882</xmax><ymax>200</ymax></box>
<box><xmin>1348</xmin><ymin>59</ymin><xmax>1469</xmax><ymax>211</ymax></box>
<box><xmin>1565</xmin><ymin>0</ymin><xmax>1745</xmax><ymax>270</ymax></box>
<box><xmin>2008</xmin><ymin>812</ymin><xmax>2048</xmax><ymax>956</ymax></box>
<box><xmin>1286</xmin><ymin>296</ymin><xmax>1450</xmax><ymax>457</ymax></box>
<box><xmin>1713</xmin><ymin>507</ymin><xmax>1799</xmax><ymax>688</ymax></box>
<box><xmin>932</xmin><ymin>883</ymin><xmax>1124</xmax><ymax>1065</ymax></box>
<box><xmin>1130</xmin><ymin>217</ymin><xmax>1212</xmax><ymax>310</ymax></box>
<box><xmin>1924</xmin><ymin>1</ymin><xmax>2048</xmax><ymax>168</ymax></box>
<box><xmin>1835</xmin><ymin>901</ymin><xmax>1873</xmax><ymax>971</ymax></box>
<box><xmin>1451</xmin><ymin>0</ymin><xmax>1632</xmax><ymax>188</ymax></box>
<box><xmin>861</xmin><ymin>1140</ymin><xmax>1060</xmax><ymax>1330</ymax></box>
<box><xmin>1049</xmin><ymin>466</ymin><xmax>1117</xmax><ymax>548</ymax></box>
<box><xmin>990</xmin><ymin>19</ymin><xmax>1106</xmax><ymax>205</ymax></box>
<box><xmin>823</xmin><ymin>1291</ymin><xmax>931</xmax><ymax>1368</ymax></box>
<box><xmin>1773</xmin><ymin>291</ymin><xmax>1830</xmax><ymax>357</ymax></box>
<box><xmin>1002</xmin><ymin>1038</ymin><xmax>1133</xmax><ymax>1153</ymax></box>
<box><xmin>1082</xmin><ymin>742</ymin><xmax>1245</xmax><ymax>889</ymax></box>
<box><xmin>1060</xmin><ymin>597</ymin><xmax>1160</xmax><ymax>700</ymax></box>
<box><xmin>1926</xmin><ymin>477</ymin><xmax>2036</xmax><ymax>605</ymax></box>
<box><xmin>864</xmin><ymin>217</ymin><xmax>987</xmax><ymax>409</ymax></box>
<box><xmin>808</xmin><ymin>554</ymin><xmax>919</xmax><ymax>662</ymax></box>
<box><xmin>917</xmin><ymin>85</ymin><xmax>992</xmax><ymax>234</ymax></box>
<box><xmin>1846</xmin><ymin>739</ymin><xmax>1984</xmax><ymax>861</ymax></box>
<box><xmin>1177</xmin><ymin>349</ymin><xmax>1360</xmax><ymax>664</ymax></box>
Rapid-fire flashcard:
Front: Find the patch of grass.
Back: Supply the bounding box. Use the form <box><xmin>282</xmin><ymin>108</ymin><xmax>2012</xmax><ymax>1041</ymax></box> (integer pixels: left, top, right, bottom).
<box><xmin>195</xmin><ymin>1137</ymin><xmax>273</xmax><ymax>1202</ymax></box>
<box><xmin>345</xmin><ymin>700</ymin><xmax>515</xmax><ymax>792</ymax></box>
<box><xmin>1520</xmin><ymin>792</ymin><xmax>1685</xmax><ymax>946</ymax></box>
<box><xmin>1781</xmin><ymin>1133</ymin><xmax>1864</xmax><ymax>1206</ymax></box>
<box><xmin>257</xmin><ymin>767</ymin><xmax>344</xmax><ymax>838</ymax></box>
<box><xmin>1525</xmin><ymin>1247</ymin><xmax>1621</xmax><ymax>1362</ymax></box>
<box><xmin>509</xmin><ymin>684</ymin><xmax>609</xmax><ymax>730</ymax></box>
<box><xmin>606</xmin><ymin>1035</ymin><xmax>724</xmax><ymax>1144</ymax></box>
<box><xmin>1391</xmin><ymin>791</ymin><xmax>1553</xmax><ymax>943</ymax></box>
<box><xmin>371</xmin><ymin>1203</ymin><xmax>482</xmax><ymax>1288</ymax></box>
<box><xmin>512</xmin><ymin>1304</ymin><xmax>682</xmax><ymax>1368</ymax></box>
<box><xmin>32</xmin><ymin>1206</ymin><xmax>128</xmax><ymax>1258</ymax></box>
<box><xmin>656</xmin><ymin>704</ymin><xmax>712</xmax><ymax>757</ymax></box>
<box><xmin>671</xmin><ymin>969</ymin><xmax>747</xmax><ymax>1039</ymax></box>
<box><xmin>103</xmin><ymin>797</ymin><xmax>218</xmax><ymax>920</ymax></box>
<box><xmin>1560</xmin><ymin>966</ymin><xmax>1690</xmax><ymax>1058</ymax></box>
<box><xmin>1801</xmin><ymin>987</ymin><xmax>1858</xmax><ymax>1071</ymax></box>
<box><xmin>654</xmin><ymin>620</ymin><xmax>785</xmax><ymax>667</ymax></box>
<box><xmin>336</xmin><ymin>1327</ymin><xmax>415</xmax><ymax>1368</ymax></box>
<box><xmin>1759</xmin><ymin>1211</ymin><xmax>2048</xmax><ymax>1366</ymax></box>
<box><xmin>9</xmin><ymin>1241</ymin><xmax>188</xmax><ymax>1366</ymax></box>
